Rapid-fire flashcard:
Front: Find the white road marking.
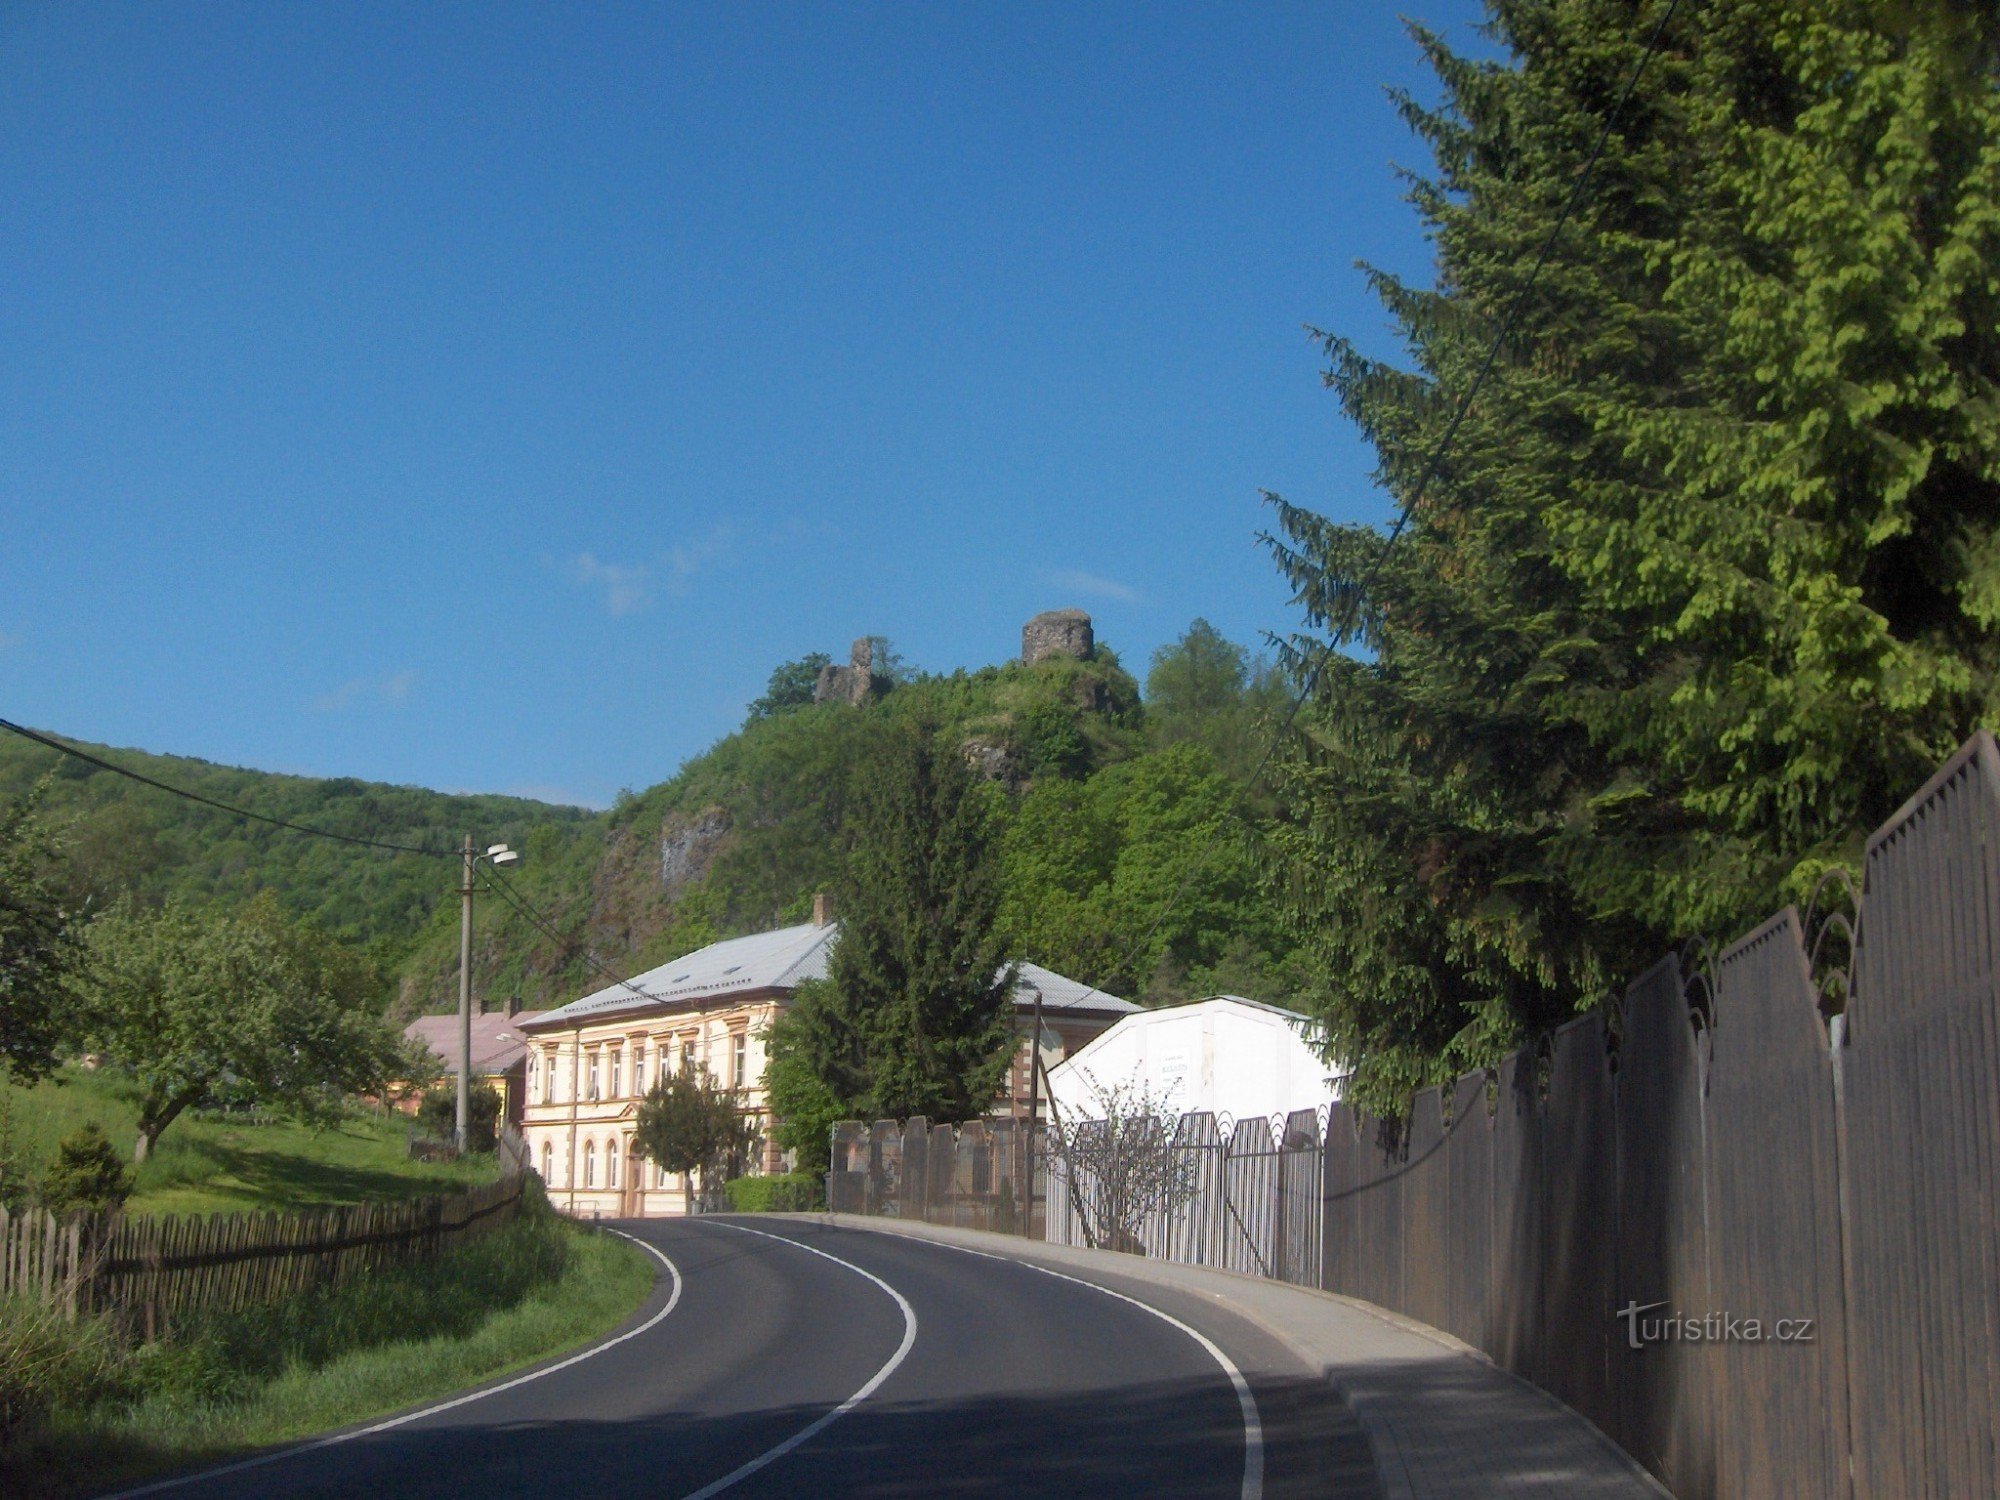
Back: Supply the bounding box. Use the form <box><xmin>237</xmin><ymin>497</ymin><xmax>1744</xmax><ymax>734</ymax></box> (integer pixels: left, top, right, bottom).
<box><xmin>99</xmin><ymin>1227</ymin><xmax>685</xmax><ymax>1500</ymax></box>
<box><xmin>910</xmin><ymin>1235</ymin><xmax>1265</xmax><ymax>1500</ymax></box>
<box><xmin>673</xmin><ymin>1219</ymin><xmax>920</xmax><ymax>1500</ymax></box>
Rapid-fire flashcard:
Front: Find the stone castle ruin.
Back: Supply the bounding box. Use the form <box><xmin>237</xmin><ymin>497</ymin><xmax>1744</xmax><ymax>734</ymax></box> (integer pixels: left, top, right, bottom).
<box><xmin>811</xmin><ymin>612</ymin><xmax>1097</xmax><ymax>707</ymax></box>
<box><xmin>1021</xmin><ymin>608</ymin><xmax>1093</xmax><ymax>665</ymax></box>
<box><xmin>812</xmin><ymin>637</ymin><xmax>884</xmax><ymax>707</ymax></box>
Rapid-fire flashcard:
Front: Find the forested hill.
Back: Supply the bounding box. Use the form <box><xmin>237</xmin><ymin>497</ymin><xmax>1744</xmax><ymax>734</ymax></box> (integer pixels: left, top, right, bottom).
<box><xmin>11</xmin><ymin>621</ymin><xmax>1302</xmax><ymax>1020</ymax></box>
<box><xmin>0</xmin><ymin>732</ymin><xmax>596</xmax><ymax>980</ymax></box>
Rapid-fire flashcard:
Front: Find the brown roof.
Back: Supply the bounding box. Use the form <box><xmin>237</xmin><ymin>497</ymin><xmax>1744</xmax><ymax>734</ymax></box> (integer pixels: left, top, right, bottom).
<box><xmin>403</xmin><ymin>1011</ymin><xmax>550</xmax><ymax>1075</ymax></box>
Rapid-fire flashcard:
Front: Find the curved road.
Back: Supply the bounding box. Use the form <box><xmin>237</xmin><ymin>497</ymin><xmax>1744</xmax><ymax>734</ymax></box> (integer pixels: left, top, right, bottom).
<box><xmin>106</xmin><ymin>1217</ymin><xmax>1379</xmax><ymax>1500</ymax></box>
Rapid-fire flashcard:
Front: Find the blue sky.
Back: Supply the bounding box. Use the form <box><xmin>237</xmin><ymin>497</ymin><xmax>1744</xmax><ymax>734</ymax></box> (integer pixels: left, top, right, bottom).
<box><xmin>1</xmin><ymin>2</ymin><xmax>1488</xmax><ymax>808</ymax></box>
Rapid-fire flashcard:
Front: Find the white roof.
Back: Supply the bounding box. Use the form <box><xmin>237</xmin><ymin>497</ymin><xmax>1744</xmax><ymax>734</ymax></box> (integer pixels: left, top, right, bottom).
<box><xmin>526</xmin><ymin>921</ymin><xmax>838</xmax><ymax>1028</ymax></box>
<box><xmin>524</xmin><ymin>924</ymin><xmax>1138</xmax><ymax>1030</ymax></box>
<box><xmin>1010</xmin><ymin>961</ymin><xmax>1140</xmax><ymax>1017</ymax></box>
<box><xmin>1047</xmin><ymin>993</ymin><xmax>1343</xmax><ymax>1124</ymax></box>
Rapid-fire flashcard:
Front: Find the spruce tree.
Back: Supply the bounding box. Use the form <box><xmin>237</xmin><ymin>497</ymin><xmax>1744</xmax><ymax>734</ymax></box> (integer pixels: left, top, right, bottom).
<box><xmin>1266</xmin><ymin>0</ymin><xmax>2000</xmax><ymax>1111</ymax></box>
<box><xmin>808</xmin><ymin>715</ymin><xmax>1016</xmax><ymax>1123</ymax></box>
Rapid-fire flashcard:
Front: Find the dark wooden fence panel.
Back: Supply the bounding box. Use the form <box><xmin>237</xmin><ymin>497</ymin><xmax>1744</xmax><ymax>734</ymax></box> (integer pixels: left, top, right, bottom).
<box><xmin>1442</xmin><ymin>1073</ymin><xmax>1493</xmax><ymax>1354</ymax></box>
<box><xmin>1545</xmin><ymin>1012</ymin><xmax>1619</xmax><ymax>1446</ymax></box>
<box><xmin>1489</xmin><ymin>1048</ymin><xmax>1544</xmax><ymax>1385</ymax></box>
<box><xmin>1845</xmin><ymin>733</ymin><xmax>2000</xmax><ymax>1499</ymax></box>
<box><xmin>1400</xmin><ymin>1088</ymin><xmax>1450</xmax><ymax>1336</ymax></box>
<box><xmin>1708</xmin><ymin>909</ymin><xmax>1850</xmax><ymax>1500</ymax></box>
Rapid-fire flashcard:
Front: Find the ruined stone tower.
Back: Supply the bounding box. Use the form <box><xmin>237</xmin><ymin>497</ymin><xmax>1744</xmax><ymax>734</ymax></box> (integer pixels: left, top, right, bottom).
<box><xmin>1021</xmin><ymin>608</ymin><xmax>1093</xmax><ymax>665</ymax></box>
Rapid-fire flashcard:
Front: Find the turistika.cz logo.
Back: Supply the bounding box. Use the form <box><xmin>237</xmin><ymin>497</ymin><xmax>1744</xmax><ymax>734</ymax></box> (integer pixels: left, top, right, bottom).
<box><xmin>1616</xmin><ymin>1301</ymin><xmax>1817</xmax><ymax>1350</ymax></box>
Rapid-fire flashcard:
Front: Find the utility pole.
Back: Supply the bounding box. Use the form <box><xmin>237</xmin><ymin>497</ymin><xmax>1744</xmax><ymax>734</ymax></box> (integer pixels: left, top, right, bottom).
<box><xmin>458</xmin><ymin>833</ymin><xmax>476</xmax><ymax>1151</ymax></box>
<box><xmin>1024</xmin><ymin>985</ymin><xmax>1044</xmax><ymax>1239</ymax></box>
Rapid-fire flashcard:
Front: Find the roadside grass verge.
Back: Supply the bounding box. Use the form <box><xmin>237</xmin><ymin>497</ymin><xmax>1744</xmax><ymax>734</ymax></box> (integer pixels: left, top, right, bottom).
<box><xmin>0</xmin><ymin>1208</ymin><xmax>654</xmax><ymax>1499</ymax></box>
<box><xmin>0</xmin><ymin>1067</ymin><xmax>497</xmax><ymax>1216</ymax></box>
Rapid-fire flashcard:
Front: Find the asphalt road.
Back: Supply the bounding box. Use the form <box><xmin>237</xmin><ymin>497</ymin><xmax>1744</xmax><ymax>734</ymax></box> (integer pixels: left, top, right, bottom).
<box><xmin>104</xmin><ymin>1216</ymin><xmax>1380</xmax><ymax>1500</ymax></box>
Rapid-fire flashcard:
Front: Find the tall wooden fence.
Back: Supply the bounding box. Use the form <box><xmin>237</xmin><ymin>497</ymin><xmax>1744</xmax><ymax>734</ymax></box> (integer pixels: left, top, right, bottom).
<box><xmin>0</xmin><ymin>1169</ymin><xmax>529</xmax><ymax>1331</ymax></box>
<box><xmin>829</xmin><ymin>732</ymin><xmax>2000</xmax><ymax>1498</ymax></box>
<box><xmin>1317</xmin><ymin>729</ymin><xmax>2000</xmax><ymax>1499</ymax></box>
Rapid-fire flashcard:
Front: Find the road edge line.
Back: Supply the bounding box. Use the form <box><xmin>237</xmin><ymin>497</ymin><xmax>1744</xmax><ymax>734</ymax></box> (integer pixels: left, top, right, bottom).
<box><xmin>673</xmin><ymin>1219</ymin><xmax>919</xmax><ymax>1500</ymax></box>
<box><xmin>99</xmin><ymin>1226</ymin><xmax>685</xmax><ymax>1500</ymax></box>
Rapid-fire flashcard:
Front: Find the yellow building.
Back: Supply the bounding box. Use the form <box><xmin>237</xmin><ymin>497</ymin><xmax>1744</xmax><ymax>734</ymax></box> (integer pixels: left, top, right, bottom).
<box><xmin>517</xmin><ymin>901</ymin><xmax>1136</xmax><ymax>1218</ymax></box>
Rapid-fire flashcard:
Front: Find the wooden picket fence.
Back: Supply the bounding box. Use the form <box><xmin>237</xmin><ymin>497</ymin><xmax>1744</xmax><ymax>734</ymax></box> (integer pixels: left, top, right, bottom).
<box><xmin>0</xmin><ymin>1169</ymin><xmax>529</xmax><ymax>1333</ymax></box>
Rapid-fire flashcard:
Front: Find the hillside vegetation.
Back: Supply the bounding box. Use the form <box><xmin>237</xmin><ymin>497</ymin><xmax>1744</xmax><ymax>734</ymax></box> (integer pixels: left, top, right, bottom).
<box><xmin>9</xmin><ymin>620</ymin><xmax>1301</xmax><ymax>1024</ymax></box>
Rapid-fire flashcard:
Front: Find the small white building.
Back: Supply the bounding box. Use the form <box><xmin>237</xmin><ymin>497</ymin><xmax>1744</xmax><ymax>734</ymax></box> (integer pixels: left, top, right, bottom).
<box><xmin>1045</xmin><ymin>995</ymin><xmax>1344</xmax><ymax>1128</ymax></box>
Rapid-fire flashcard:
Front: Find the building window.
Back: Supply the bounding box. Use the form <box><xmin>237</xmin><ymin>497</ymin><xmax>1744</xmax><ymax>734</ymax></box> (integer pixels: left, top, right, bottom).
<box><xmin>541</xmin><ymin>1141</ymin><xmax>552</xmax><ymax>1181</ymax></box>
<box><xmin>609</xmin><ymin>1046</ymin><xmax>623</xmax><ymax>1098</ymax></box>
<box><xmin>586</xmin><ymin>1052</ymin><xmax>600</xmax><ymax>1101</ymax></box>
<box><xmin>608</xmin><ymin>1139</ymin><xmax>620</xmax><ymax>1189</ymax></box>
<box><xmin>544</xmin><ymin>1049</ymin><xmax>557</xmax><ymax>1103</ymax></box>
<box><xmin>656</xmin><ymin>1159</ymin><xmax>668</xmax><ymax>1188</ymax></box>
<box><xmin>732</xmin><ymin>1030</ymin><xmax>748</xmax><ymax>1087</ymax></box>
<box><xmin>584</xmin><ymin>1140</ymin><xmax>597</xmax><ymax>1188</ymax></box>
<box><xmin>633</xmin><ymin>1045</ymin><xmax>648</xmax><ymax>1097</ymax></box>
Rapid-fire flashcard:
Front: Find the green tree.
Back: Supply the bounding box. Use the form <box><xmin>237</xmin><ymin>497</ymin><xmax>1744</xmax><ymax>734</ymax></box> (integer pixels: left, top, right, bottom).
<box><xmin>1265</xmin><ymin>0</ymin><xmax>2000</xmax><ymax>1111</ymax></box>
<box><xmin>805</xmin><ymin>716</ymin><xmax>1017</xmax><ymax>1122</ymax></box>
<box><xmin>77</xmin><ymin>895</ymin><xmax>409</xmax><ymax>1161</ymax></box>
<box><xmin>1000</xmin><ymin>744</ymin><xmax>1290</xmax><ymax>1004</ymax></box>
<box><xmin>0</xmin><ymin>781</ymin><xmax>82</xmax><ymax>1083</ymax></box>
<box><xmin>747</xmin><ymin>653</ymin><xmax>833</xmax><ymax>720</ymax></box>
<box><xmin>631</xmin><ymin>1066</ymin><xmax>757</xmax><ymax>1209</ymax></box>
<box><xmin>417</xmin><ymin>1079</ymin><xmax>501</xmax><ymax>1152</ymax></box>
<box><xmin>37</xmin><ymin>1123</ymin><xmax>131</xmax><ymax>1221</ymax></box>
<box><xmin>762</xmin><ymin>1000</ymin><xmax>849</xmax><ymax>1179</ymax></box>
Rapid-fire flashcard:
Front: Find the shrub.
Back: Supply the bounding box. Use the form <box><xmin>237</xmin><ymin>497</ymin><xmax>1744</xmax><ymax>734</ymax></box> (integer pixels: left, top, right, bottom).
<box><xmin>415</xmin><ymin>1081</ymin><xmax>499</xmax><ymax>1153</ymax></box>
<box><xmin>38</xmin><ymin>1125</ymin><xmax>130</xmax><ymax>1221</ymax></box>
<box><xmin>723</xmin><ymin>1172</ymin><xmax>822</xmax><ymax>1213</ymax></box>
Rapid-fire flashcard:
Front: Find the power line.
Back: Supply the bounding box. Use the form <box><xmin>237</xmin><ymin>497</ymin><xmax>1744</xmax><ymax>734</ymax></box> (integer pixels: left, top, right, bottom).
<box><xmin>0</xmin><ymin>716</ymin><xmax>454</xmax><ymax>858</ymax></box>
<box><xmin>475</xmin><ymin>866</ymin><xmax>667</xmax><ymax>1012</ymax></box>
<box><xmin>1060</xmin><ymin>0</ymin><xmax>1687</xmax><ymax>1012</ymax></box>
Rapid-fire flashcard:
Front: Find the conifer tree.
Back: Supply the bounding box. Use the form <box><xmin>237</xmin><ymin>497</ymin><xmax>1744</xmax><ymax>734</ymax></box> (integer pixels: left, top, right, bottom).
<box><xmin>794</xmin><ymin>715</ymin><xmax>1016</xmax><ymax>1123</ymax></box>
<box><xmin>1266</xmin><ymin>0</ymin><xmax>2000</xmax><ymax>1110</ymax></box>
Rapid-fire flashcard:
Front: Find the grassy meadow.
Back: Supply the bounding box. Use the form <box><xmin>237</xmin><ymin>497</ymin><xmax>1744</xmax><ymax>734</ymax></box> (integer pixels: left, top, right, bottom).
<box><xmin>0</xmin><ymin>1066</ymin><xmax>497</xmax><ymax>1218</ymax></box>
<box><xmin>1</xmin><ymin>1209</ymin><xmax>654</xmax><ymax>1498</ymax></box>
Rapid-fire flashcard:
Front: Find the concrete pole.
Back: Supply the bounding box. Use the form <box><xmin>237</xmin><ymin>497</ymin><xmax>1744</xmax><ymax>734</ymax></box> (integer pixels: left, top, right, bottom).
<box><xmin>457</xmin><ymin>833</ymin><xmax>475</xmax><ymax>1151</ymax></box>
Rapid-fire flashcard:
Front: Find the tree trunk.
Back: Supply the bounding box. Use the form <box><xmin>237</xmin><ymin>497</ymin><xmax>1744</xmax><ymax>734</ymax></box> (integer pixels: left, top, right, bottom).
<box><xmin>133</xmin><ymin>1088</ymin><xmax>201</xmax><ymax>1164</ymax></box>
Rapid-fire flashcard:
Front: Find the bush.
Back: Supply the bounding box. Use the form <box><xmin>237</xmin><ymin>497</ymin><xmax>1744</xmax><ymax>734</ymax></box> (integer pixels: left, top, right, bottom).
<box><xmin>415</xmin><ymin>1081</ymin><xmax>499</xmax><ymax>1153</ymax></box>
<box><xmin>38</xmin><ymin>1125</ymin><xmax>130</xmax><ymax>1221</ymax></box>
<box><xmin>723</xmin><ymin>1172</ymin><xmax>822</xmax><ymax>1213</ymax></box>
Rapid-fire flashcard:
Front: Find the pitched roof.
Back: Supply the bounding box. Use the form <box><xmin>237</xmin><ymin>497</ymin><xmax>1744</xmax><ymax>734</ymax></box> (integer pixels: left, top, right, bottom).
<box><xmin>523</xmin><ymin>921</ymin><xmax>839</xmax><ymax>1029</ymax></box>
<box><xmin>1010</xmin><ymin>961</ymin><xmax>1141</xmax><ymax>1018</ymax></box>
<box><xmin>403</xmin><ymin>1010</ymin><xmax>550</xmax><ymax>1074</ymax></box>
<box><xmin>520</xmin><ymin>923</ymin><xmax>1138</xmax><ymax>1030</ymax></box>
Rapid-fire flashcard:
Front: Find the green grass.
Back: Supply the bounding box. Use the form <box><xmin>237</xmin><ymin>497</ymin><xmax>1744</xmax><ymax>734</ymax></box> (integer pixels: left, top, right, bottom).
<box><xmin>0</xmin><ymin>1067</ymin><xmax>498</xmax><ymax>1217</ymax></box>
<box><xmin>1</xmin><ymin>1209</ymin><xmax>655</xmax><ymax>1499</ymax></box>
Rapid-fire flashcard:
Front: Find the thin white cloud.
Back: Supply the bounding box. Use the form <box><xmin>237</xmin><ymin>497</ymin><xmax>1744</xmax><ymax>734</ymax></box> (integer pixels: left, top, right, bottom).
<box><xmin>1046</xmin><ymin>568</ymin><xmax>1145</xmax><ymax>605</ymax></box>
<box><xmin>663</xmin><ymin>525</ymin><xmax>733</xmax><ymax>595</ymax></box>
<box><xmin>569</xmin><ymin>552</ymin><xmax>650</xmax><ymax>616</ymax></box>
<box><xmin>312</xmin><ymin>671</ymin><xmax>420</xmax><ymax>713</ymax></box>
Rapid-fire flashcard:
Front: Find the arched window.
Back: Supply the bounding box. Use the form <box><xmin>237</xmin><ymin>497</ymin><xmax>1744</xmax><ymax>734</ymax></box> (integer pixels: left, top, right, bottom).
<box><xmin>583</xmin><ymin>1140</ymin><xmax>597</xmax><ymax>1188</ymax></box>
<box><xmin>540</xmin><ymin>1141</ymin><xmax>553</xmax><ymax>1181</ymax></box>
<box><xmin>608</xmin><ymin>1139</ymin><xmax>620</xmax><ymax>1189</ymax></box>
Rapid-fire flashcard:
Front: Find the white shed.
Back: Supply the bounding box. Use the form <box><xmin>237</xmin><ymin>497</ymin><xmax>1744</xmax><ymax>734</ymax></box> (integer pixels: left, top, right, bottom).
<box><xmin>1045</xmin><ymin>995</ymin><xmax>1344</xmax><ymax>1127</ymax></box>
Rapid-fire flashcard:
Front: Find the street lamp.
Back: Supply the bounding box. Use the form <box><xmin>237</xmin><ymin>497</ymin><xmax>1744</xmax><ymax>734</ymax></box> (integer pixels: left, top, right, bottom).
<box><xmin>458</xmin><ymin>836</ymin><xmax>522</xmax><ymax>1150</ymax></box>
